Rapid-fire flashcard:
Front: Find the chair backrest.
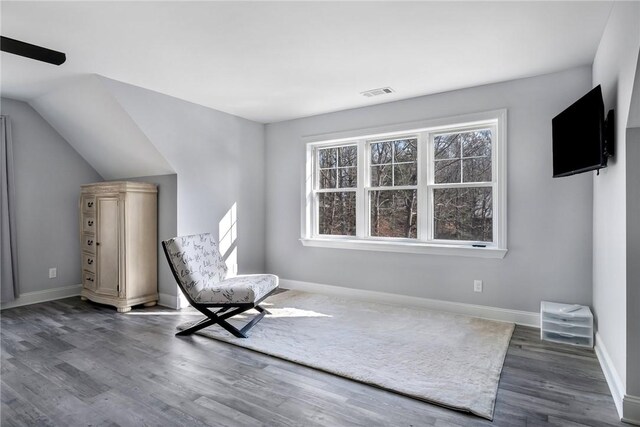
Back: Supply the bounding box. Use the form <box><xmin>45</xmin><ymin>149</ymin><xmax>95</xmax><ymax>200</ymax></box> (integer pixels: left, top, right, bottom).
<box><xmin>162</xmin><ymin>233</ymin><xmax>228</xmax><ymax>302</ymax></box>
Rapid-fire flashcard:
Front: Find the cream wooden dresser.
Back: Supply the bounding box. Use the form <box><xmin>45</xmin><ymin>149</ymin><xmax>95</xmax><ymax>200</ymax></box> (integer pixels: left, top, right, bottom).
<box><xmin>79</xmin><ymin>181</ymin><xmax>158</xmax><ymax>312</ymax></box>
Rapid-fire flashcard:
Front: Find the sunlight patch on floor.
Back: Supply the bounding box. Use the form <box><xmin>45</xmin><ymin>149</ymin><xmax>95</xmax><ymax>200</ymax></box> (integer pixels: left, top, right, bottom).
<box><xmin>125</xmin><ymin>311</ymin><xmax>202</xmax><ymax>316</ymax></box>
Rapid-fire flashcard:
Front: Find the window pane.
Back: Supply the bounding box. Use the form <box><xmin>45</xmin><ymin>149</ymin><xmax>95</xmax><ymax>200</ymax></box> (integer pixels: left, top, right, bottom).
<box><xmin>434</xmin><ymin>134</ymin><xmax>461</xmax><ymax>159</ymax></box>
<box><xmin>318</xmin><ymin>192</ymin><xmax>356</xmax><ymax>236</ymax></box>
<box><xmin>319</xmin><ymin>169</ymin><xmax>336</xmax><ymax>189</ymax></box>
<box><xmin>338</xmin><ymin>145</ymin><xmax>357</xmax><ymax>167</ymax></box>
<box><xmin>371</xmin><ymin>164</ymin><xmax>392</xmax><ymax>187</ymax></box>
<box><xmin>370</xmin><ymin>190</ymin><xmax>417</xmax><ymax>238</ymax></box>
<box><xmin>338</xmin><ymin>167</ymin><xmax>357</xmax><ymax>188</ymax></box>
<box><xmin>434</xmin><ymin>159</ymin><xmax>461</xmax><ymax>183</ymax></box>
<box><xmin>433</xmin><ymin>187</ymin><xmax>493</xmax><ymax>242</ymax></box>
<box><xmin>318</xmin><ymin>148</ymin><xmax>337</xmax><ymax>168</ymax></box>
<box><xmin>394</xmin><ymin>138</ymin><xmax>417</xmax><ymax>163</ymax></box>
<box><xmin>371</xmin><ymin>141</ymin><xmax>392</xmax><ymax>165</ymax></box>
<box><xmin>463</xmin><ymin>158</ymin><xmax>492</xmax><ymax>183</ymax></box>
<box><xmin>462</xmin><ymin>130</ymin><xmax>492</xmax><ymax>157</ymax></box>
<box><xmin>394</xmin><ymin>163</ymin><xmax>417</xmax><ymax>186</ymax></box>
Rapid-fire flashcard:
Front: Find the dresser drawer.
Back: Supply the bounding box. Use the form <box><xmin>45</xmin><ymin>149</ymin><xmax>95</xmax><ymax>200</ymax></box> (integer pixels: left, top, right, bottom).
<box><xmin>82</xmin><ymin>196</ymin><xmax>96</xmax><ymax>213</ymax></box>
<box><xmin>82</xmin><ymin>234</ymin><xmax>96</xmax><ymax>253</ymax></box>
<box><xmin>83</xmin><ymin>253</ymin><xmax>96</xmax><ymax>273</ymax></box>
<box><xmin>83</xmin><ymin>271</ymin><xmax>96</xmax><ymax>290</ymax></box>
<box><xmin>82</xmin><ymin>216</ymin><xmax>95</xmax><ymax>234</ymax></box>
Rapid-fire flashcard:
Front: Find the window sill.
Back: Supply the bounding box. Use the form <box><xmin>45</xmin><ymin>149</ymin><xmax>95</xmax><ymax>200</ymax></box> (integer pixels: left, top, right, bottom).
<box><xmin>300</xmin><ymin>238</ymin><xmax>507</xmax><ymax>259</ymax></box>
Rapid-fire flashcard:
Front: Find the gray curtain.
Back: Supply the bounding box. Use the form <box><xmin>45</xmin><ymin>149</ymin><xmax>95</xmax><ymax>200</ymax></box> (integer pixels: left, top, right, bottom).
<box><xmin>1</xmin><ymin>115</ymin><xmax>19</xmax><ymax>302</ymax></box>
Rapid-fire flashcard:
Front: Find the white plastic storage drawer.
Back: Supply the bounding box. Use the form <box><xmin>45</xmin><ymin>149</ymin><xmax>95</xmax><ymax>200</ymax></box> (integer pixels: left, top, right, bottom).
<box><xmin>541</xmin><ymin>331</ymin><xmax>593</xmax><ymax>347</ymax></box>
<box><xmin>540</xmin><ymin>301</ymin><xmax>594</xmax><ymax>348</ymax></box>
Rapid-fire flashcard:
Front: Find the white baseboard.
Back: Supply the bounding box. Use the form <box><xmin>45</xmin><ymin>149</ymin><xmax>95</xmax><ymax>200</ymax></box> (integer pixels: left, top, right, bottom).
<box><xmin>595</xmin><ymin>332</ymin><xmax>625</xmax><ymax>419</ymax></box>
<box><xmin>0</xmin><ymin>287</ymin><xmax>187</xmax><ymax>311</ymax></box>
<box><xmin>0</xmin><ymin>284</ymin><xmax>82</xmax><ymax>310</ymax></box>
<box><xmin>280</xmin><ymin>279</ymin><xmax>540</xmax><ymax>327</ymax></box>
<box><xmin>623</xmin><ymin>394</ymin><xmax>640</xmax><ymax>425</ymax></box>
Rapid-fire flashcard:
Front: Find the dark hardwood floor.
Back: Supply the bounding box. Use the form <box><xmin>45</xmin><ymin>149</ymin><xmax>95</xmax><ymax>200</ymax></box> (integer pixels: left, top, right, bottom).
<box><xmin>1</xmin><ymin>297</ymin><xmax>623</xmax><ymax>426</ymax></box>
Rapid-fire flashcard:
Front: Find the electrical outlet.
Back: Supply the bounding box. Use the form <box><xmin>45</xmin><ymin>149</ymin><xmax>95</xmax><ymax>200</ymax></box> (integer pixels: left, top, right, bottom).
<box><xmin>474</xmin><ymin>280</ymin><xmax>483</xmax><ymax>293</ymax></box>
<box><xmin>49</xmin><ymin>268</ymin><xmax>57</xmax><ymax>279</ymax></box>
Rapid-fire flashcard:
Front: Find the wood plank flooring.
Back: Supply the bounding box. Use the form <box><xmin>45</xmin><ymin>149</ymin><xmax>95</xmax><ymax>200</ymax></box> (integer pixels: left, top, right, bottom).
<box><xmin>1</xmin><ymin>297</ymin><xmax>623</xmax><ymax>426</ymax></box>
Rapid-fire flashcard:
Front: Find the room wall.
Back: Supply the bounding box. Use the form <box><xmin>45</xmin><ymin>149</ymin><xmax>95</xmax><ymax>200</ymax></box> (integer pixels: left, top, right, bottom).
<box><xmin>591</xmin><ymin>0</ymin><xmax>640</xmax><ymax>402</ymax></box>
<box><xmin>627</xmin><ymin>126</ymin><xmax>640</xmax><ymax>400</ymax></box>
<box><xmin>103</xmin><ymin>77</ymin><xmax>266</xmax><ymax>275</ymax></box>
<box><xmin>123</xmin><ymin>174</ymin><xmax>178</xmax><ymax>304</ymax></box>
<box><xmin>265</xmin><ymin>66</ymin><xmax>594</xmax><ymax>313</ymax></box>
<box><xmin>0</xmin><ymin>98</ymin><xmax>103</xmax><ymax>301</ymax></box>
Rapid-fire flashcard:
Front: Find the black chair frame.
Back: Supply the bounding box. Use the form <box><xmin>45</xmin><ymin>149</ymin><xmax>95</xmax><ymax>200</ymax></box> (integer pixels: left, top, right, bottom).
<box><xmin>162</xmin><ymin>241</ymin><xmax>274</xmax><ymax>338</ymax></box>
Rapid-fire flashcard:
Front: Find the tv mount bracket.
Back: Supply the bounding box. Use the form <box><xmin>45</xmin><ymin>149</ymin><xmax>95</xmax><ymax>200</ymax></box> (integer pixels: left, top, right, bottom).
<box><xmin>604</xmin><ymin>109</ymin><xmax>615</xmax><ymax>159</ymax></box>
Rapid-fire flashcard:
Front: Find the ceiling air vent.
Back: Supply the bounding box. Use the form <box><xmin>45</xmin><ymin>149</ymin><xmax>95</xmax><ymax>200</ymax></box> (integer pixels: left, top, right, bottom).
<box><xmin>360</xmin><ymin>87</ymin><xmax>394</xmax><ymax>98</ymax></box>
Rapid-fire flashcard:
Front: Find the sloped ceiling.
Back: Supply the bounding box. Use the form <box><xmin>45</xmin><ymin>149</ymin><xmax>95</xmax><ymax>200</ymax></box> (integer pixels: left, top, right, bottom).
<box><xmin>29</xmin><ymin>75</ymin><xmax>175</xmax><ymax>180</ymax></box>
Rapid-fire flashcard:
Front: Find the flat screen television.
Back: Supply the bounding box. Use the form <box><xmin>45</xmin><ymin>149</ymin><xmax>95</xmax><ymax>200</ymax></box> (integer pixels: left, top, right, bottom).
<box><xmin>552</xmin><ymin>85</ymin><xmax>614</xmax><ymax>177</ymax></box>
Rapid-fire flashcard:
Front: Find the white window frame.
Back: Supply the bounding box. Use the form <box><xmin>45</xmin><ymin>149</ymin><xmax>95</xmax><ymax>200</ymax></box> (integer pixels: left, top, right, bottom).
<box><xmin>301</xmin><ymin>109</ymin><xmax>507</xmax><ymax>258</ymax></box>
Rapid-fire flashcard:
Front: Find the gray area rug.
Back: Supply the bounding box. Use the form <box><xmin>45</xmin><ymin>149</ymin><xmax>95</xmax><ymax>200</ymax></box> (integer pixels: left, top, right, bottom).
<box><xmin>177</xmin><ymin>290</ymin><xmax>514</xmax><ymax>420</ymax></box>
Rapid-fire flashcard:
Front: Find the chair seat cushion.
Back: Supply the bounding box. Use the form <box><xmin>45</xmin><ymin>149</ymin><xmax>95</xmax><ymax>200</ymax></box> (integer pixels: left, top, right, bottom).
<box><xmin>194</xmin><ymin>274</ymin><xmax>279</xmax><ymax>304</ymax></box>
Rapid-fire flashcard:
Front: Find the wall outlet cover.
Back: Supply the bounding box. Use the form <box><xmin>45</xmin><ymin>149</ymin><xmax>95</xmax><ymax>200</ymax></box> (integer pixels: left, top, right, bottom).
<box><xmin>49</xmin><ymin>268</ymin><xmax>57</xmax><ymax>279</ymax></box>
<box><xmin>474</xmin><ymin>280</ymin><xmax>483</xmax><ymax>292</ymax></box>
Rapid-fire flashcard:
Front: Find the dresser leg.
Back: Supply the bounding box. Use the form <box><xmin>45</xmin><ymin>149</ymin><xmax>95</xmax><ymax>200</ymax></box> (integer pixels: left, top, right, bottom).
<box><xmin>117</xmin><ymin>306</ymin><xmax>132</xmax><ymax>313</ymax></box>
<box><xmin>143</xmin><ymin>301</ymin><xmax>157</xmax><ymax>307</ymax></box>
<box><xmin>80</xmin><ymin>296</ymin><xmax>88</xmax><ymax>301</ymax></box>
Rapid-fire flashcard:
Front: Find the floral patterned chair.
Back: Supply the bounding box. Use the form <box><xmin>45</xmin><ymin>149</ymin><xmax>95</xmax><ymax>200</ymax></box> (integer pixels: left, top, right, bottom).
<box><xmin>162</xmin><ymin>233</ymin><xmax>279</xmax><ymax>338</ymax></box>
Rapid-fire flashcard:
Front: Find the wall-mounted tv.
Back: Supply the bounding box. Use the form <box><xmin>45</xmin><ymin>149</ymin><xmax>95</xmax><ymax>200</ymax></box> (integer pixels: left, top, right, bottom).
<box><xmin>552</xmin><ymin>85</ymin><xmax>614</xmax><ymax>178</ymax></box>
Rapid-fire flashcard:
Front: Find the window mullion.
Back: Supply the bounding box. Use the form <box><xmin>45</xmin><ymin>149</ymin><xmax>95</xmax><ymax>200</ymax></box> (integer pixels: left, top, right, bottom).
<box><xmin>369</xmin><ymin>185</ymin><xmax>417</xmax><ymax>191</ymax></box>
<box><xmin>356</xmin><ymin>139</ymin><xmax>366</xmax><ymax>238</ymax></box>
<box><xmin>428</xmin><ymin>131</ymin><xmax>437</xmax><ymax>242</ymax></box>
<box><xmin>417</xmin><ymin>131</ymin><xmax>429</xmax><ymax>242</ymax></box>
<box><xmin>430</xmin><ymin>182</ymin><xmax>493</xmax><ymax>189</ymax></box>
<box><xmin>311</xmin><ymin>147</ymin><xmax>319</xmax><ymax>237</ymax></box>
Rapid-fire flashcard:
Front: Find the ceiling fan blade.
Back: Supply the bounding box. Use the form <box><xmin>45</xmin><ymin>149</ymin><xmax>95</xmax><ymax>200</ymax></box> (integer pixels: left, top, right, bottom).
<box><xmin>1</xmin><ymin>36</ymin><xmax>66</xmax><ymax>66</ymax></box>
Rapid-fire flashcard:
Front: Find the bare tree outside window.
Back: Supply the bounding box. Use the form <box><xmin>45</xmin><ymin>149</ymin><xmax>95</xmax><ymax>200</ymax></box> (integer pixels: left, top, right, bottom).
<box><xmin>317</xmin><ymin>145</ymin><xmax>357</xmax><ymax>236</ymax></box>
<box><xmin>434</xmin><ymin>188</ymin><xmax>493</xmax><ymax>241</ymax></box>
<box><xmin>370</xmin><ymin>138</ymin><xmax>418</xmax><ymax>238</ymax></box>
<box><xmin>433</xmin><ymin>130</ymin><xmax>493</xmax><ymax>242</ymax></box>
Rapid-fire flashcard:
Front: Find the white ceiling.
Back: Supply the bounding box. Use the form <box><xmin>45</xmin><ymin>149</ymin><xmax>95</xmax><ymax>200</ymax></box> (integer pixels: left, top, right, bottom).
<box><xmin>1</xmin><ymin>1</ymin><xmax>613</xmax><ymax>124</ymax></box>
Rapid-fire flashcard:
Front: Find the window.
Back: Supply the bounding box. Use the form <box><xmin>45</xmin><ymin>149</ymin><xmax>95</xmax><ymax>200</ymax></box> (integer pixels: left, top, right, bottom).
<box><xmin>369</xmin><ymin>137</ymin><xmax>418</xmax><ymax>238</ymax></box>
<box><xmin>432</xmin><ymin>129</ymin><xmax>493</xmax><ymax>242</ymax></box>
<box><xmin>302</xmin><ymin>110</ymin><xmax>507</xmax><ymax>258</ymax></box>
<box><xmin>317</xmin><ymin>145</ymin><xmax>357</xmax><ymax>236</ymax></box>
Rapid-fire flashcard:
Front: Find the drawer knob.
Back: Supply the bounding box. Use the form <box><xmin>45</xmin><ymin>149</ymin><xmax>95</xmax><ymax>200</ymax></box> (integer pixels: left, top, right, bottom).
<box><xmin>87</xmin><ymin>220</ymin><xmax>93</xmax><ymax>226</ymax></box>
<box><xmin>87</xmin><ymin>240</ymin><xmax>93</xmax><ymax>245</ymax></box>
<box><xmin>87</xmin><ymin>259</ymin><xmax>93</xmax><ymax>265</ymax></box>
<box><xmin>96</xmin><ymin>242</ymin><xmax>100</xmax><ymax>246</ymax></box>
<box><xmin>87</xmin><ymin>277</ymin><xmax>94</xmax><ymax>282</ymax></box>
<box><xmin>88</xmin><ymin>202</ymin><xmax>94</xmax><ymax>207</ymax></box>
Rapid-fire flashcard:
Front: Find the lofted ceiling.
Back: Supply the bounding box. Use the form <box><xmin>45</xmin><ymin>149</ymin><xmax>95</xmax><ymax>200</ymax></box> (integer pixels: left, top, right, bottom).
<box><xmin>1</xmin><ymin>1</ymin><xmax>613</xmax><ymax>124</ymax></box>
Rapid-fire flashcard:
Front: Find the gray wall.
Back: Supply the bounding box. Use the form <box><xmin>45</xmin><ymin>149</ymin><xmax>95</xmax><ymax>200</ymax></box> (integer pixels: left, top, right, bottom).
<box><xmin>265</xmin><ymin>66</ymin><xmax>594</xmax><ymax>313</ymax></box>
<box><xmin>627</xmin><ymin>127</ymin><xmax>640</xmax><ymax>398</ymax></box>
<box><xmin>124</xmin><ymin>174</ymin><xmax>178</xmax><ymax>299</ymax></box>
<box><xmin>104</xmin><ymin>77</ymin><xmax>266</xmax><ymax>275</ymax></box>
<box><xmin>625</xmin><ymin>22</ymin><xmax>640</xmax><ymax>406</ymax></box>
<box><xmin>0</xmin><ymin>97</ymin><xmax>102</xmax><ymax>296</ymax></box>
<box><xmin>591</xmin><ymin>1</ymin><xmax>640</xmax><ymax>395</ymax></box>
